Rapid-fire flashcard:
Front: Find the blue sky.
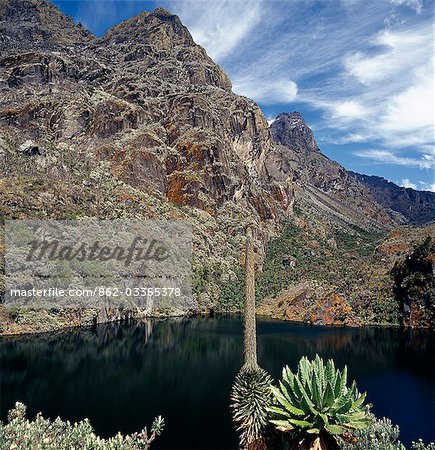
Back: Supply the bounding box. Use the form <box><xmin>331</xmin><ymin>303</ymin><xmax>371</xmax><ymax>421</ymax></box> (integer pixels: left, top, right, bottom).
<box><xmin>53</xmin><ymin>0</ymin><xmax>435</xmax><ymax>191</ymax></box>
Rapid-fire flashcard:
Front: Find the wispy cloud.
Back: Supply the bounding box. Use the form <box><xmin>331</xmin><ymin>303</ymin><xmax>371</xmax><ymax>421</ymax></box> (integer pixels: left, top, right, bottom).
<box><xmin>401</xmin><ymin>178</ymin><xmax>417</xmax><ymax>189</ymax></box>
<box><xmin>300</xmin><ymin>23</ymin><xmax>434</xmax><ymax>149</ymax></box>
<box><xmin>232</xmin><ymin>77</ymin><xmax>297</xmax><ymax>103</ymax></box>
<box><xmin>390</xmin><ymin>0</ymin><xmax>423</xmax><ymax>14</ymax></box>
<box><xmin>355</xmin><ymin>149</ymin><xmax>434</xmax><ymax>169</ymax></box>
<box><xmin>163</xmin><ymin>0</ymin><xmax>264</xmax><ymax>61</ymax></box>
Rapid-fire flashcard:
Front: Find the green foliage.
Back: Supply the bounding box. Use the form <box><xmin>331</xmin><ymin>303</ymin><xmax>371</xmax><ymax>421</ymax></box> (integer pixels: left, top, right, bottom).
<box><xmin>0</xmin><ymin>402</ymin><xmax>164</xmax><ymax>450</ymax></box>
<box><xmin>334</xmin><ymin>228</ymin><xmax>382</xmax><ymax>258</ymax></box>
<box><xmin>7</xmin><ymin>307</ymin><xmax>20</xmax><ymax>321</ymax></box>
<box><xmin>411</xmin><ymin>440</ymin><xmax>435</xmax><ymax>450</ymax></box>
<box><xmin>268</xmin><ymin>355</ymin><xmax>372</xmax><ymax>438</ymax></box>
<box><xmin>256</xmin><ymin>222</ymin><xmax>305</xmax><ymax>301</ymax></box>
<box><xmin>192</xmin><ymin>264</ymin><xmax>210</xmax><ymax>294</ymax></box>
<box><xmin>219</xmin><ymin>267</ymin><xmax>245</xmax><ymax>310</ymax></box>
<box><xmin>231</xmin><ymin>367</ymin><xmax>273</xmax><ymax>447</ymax></box>
<box><xmin>340</xmin><ymin>413</ymin><xmax>405</xmax><ymax>450</ymax></box>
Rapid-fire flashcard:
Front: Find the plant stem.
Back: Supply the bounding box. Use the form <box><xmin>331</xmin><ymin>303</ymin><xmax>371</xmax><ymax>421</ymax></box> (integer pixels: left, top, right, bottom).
<box><xmin>243</xmin><ymin>227</ymin><xmax>259</xmax><ymax>371</ymax></box>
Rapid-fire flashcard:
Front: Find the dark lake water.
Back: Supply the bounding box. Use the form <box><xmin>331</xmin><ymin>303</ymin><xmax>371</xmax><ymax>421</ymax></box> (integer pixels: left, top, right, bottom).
<box><xmin>1</xmin><ymin>317</ymin><xmax>434</xmax><ymax>449</ymax></box>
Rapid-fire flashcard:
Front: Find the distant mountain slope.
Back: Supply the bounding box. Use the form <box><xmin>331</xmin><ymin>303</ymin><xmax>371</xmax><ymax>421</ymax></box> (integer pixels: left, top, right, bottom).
<box><xmin>349</xmin><ymin>172</ymin><xmax>435</xmax><ymax>225</ymax></box>
<box><xmin>267</xmin><ymin>112</ymin><xmax>394</xmax><ymax>231</ymax></box>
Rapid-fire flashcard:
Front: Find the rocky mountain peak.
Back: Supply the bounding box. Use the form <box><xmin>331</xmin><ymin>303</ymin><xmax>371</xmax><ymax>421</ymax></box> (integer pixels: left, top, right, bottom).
<box><xmin>98</xmin><ymin>7</ymin><xmax>232</xmax><ymax>91</ymax></box>
<box><xmin>101</xmin><ymin>7</ymin><xmax>194</xmax><ymax>48</ymax></box>
<box><xmin>270</xmin><ymin>111</ymin><xmax>320</xmax><ymax>153</ymax></box>
<box><xmin>0</xmin><ymin>0</ymin><xmax>94</xmax><ymax>52</ymax></box>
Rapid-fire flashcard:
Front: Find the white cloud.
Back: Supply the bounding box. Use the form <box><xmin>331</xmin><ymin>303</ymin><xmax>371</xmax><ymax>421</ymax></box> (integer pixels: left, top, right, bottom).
<box><xmin>401</xmin><ymin>178</ymin><xmax>417</xmax><ymax>189</ymax></box>
<box><xmin>163</xmin><ymin>0</ymin><xmax>264</xmax><ymax>61</ymax></box>
<box><xmin>379</xmin><ymin>61</ymin><xmax>434</xmax><ymax>133</ymax></box>
<box><xmin>343</xmin><ymin>28</ymin><xmax>430</xmax><ymax>86</ymax></box>
<box><xmin>355</xmin><ymin>149</ymin><xmax>435</xmax><ymax>169</ymax></box>
<box><xmin>418</xmin><ymin>181</ymin><xmax>435</xmax><ymax>192</ymax></box>
<box><xmin>232</xmin><ymin>77</ymin><xmax>298</xmax><ymax>104</ymax></box>
<box><xmin>390</xmin><ymin>0</ymin><xmax>423</xmax><ymax>14</ymax></box>
<box><xmin>322</xmin><ymin>25</ymin><xmax>434</xmax><ymax>153</ymax></box>
<box><xmin>331</xmin><ymin>100</ymin><xmax>371</xmax><ymax>121</ymax></box>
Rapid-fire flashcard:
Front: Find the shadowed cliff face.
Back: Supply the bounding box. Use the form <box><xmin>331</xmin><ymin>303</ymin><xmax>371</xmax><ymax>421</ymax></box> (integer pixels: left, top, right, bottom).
<box><xmin>270</xmin><ymin>112</ymin><xmax>320</xmax><ymax>153</ymax></box>
<box><xmin>349</xmin><ymin>172</ymin><xmax>435</xmax><ymax>226</ymax></box>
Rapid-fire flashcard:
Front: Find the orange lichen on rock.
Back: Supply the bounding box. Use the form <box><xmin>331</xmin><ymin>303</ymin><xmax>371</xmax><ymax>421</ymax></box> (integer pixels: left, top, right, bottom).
<box><xmin>166</xmin><ymin>172</ymin><xmax>187</xmax><ymax>205</ymax></box>
<box><xmin>306</xmin><ymin>293</ymin><xmax>360</xmax><ymax>327</ymax></box>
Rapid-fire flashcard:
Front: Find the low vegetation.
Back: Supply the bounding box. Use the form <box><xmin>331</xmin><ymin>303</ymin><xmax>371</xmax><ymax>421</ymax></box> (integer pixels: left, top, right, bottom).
<box><xmin>220</xmin><ymin>218</ymin><xmax>400</xmax><ymax>325</ymax></box>
<box><xmin>232</xmin><ymin>354</ymin><xmax>434</xmax><ymax>450</ymax></box>
<box><xmin>0</xmin><ymin>402</ymin><xmax>164</xmax><ymax>450</ymax></box>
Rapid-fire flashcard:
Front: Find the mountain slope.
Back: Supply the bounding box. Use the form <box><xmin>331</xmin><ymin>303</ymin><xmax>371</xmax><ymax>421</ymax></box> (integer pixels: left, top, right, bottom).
<box><xmin>0</xmin><ymin>0</ymin><xmax>94</xmax><ymax>51</ymax></box>
<box><xmin>3</xmin><ymin>0</ymin><xmax>432</xmax><ymax>333</ymax></box>
<box><xmin>349</xmin><ymin>172</ymin><xmax>435</xmax><ymax>225</ymax></box>
<box><xmin>267</xmin><ymin>112</ymin><xmax>394</xmax><ymax>231</ymax></box>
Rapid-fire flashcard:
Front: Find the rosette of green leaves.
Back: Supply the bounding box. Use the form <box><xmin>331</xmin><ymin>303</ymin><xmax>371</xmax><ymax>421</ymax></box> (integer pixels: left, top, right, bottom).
<box><xmin>268</xmin><ymin>355</ymin><xmax>372</xmax><ymax>437</ymax></box>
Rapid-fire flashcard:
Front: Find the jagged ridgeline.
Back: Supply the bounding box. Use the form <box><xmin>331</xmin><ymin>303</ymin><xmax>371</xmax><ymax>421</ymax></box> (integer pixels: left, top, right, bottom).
<box><xmin>0</xmin><ymin>0</ymin><xmax>433</xmax><ymax>332</ymax></box>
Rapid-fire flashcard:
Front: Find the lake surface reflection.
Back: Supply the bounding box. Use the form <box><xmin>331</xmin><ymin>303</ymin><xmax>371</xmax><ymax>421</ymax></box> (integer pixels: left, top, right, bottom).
<box><xmin>1</xmin><ymin>317</ymin><xmax>434</xmax><ymax>448</ymax></box>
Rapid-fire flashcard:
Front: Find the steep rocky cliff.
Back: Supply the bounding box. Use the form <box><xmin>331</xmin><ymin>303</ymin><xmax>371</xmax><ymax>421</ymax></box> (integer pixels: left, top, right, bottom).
<box><xmin>0</xmin><ymin>0</ymin><xmax>293</xmax><ymax>320</ymax></box>
<box><xmin>349</xmin><ymin>172</ymin><xmax>435</xmax><ymax>225</ymax></box>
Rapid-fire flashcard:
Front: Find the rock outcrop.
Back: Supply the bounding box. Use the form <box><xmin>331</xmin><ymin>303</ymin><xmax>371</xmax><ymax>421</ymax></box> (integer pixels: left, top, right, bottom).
<box><xmin>271</xmin><ymin>112</ymin><xmax>320</xmax><ymax>153</ymax></box>
<box><xmin>391</xmin><ymin>237</ymin><xmax>435</xmax><ymax>330</ymax></box>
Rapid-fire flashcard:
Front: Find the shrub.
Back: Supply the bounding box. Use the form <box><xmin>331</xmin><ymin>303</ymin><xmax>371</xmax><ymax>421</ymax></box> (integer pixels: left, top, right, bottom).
<box><xmin>268</xmin><ymin>355</ymin><xmax>372</xmax><ymax>449</ymax></box>
<box><xmin>340</xmin><ymin>413</ymin><xmax>405</xmax><ymax>449</ymax></box>
<box><xmin>411</xmin><ymin>440</ymin><xmax>435</xmax><ymax>450</ymax></box>
<box><xmin>0</xmin><ymin>402</ymin><xmax>164</xmax><ymax>450</ymax></box>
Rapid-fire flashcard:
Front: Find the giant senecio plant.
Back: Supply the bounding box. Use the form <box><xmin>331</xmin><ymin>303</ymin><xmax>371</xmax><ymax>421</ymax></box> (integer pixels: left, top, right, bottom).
<box><xmin>268</xmin><ymin>355</ymin><xmax>372</xmax><ymax>450</ymax></box>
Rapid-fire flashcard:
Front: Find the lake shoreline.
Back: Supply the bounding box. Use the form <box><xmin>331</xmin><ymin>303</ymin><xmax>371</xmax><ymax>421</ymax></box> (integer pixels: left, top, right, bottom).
<box><xmin>0</xmin><ymin>309</ymin><xmax>412</xmax><ymax>338</ymax></box>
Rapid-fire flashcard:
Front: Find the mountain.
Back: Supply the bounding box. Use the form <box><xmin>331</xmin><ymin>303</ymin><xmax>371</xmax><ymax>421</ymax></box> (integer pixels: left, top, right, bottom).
<box><xmin>267</xmin><ymin>112</ymin><xmax>393</xmax><ymax>231</ymax></box>
<box><xmin>270</xmin><ymin>112</ymin><xmax>320</xmax><ymax>153</ymax></box>
<box><xmin>0</xmin><ymin>0</ymin><xmax>94</xmax><ymax>51</ymax></box>
<box><xmin>349</xmin><ymin>172</ymin><xmax>435</xmax><ymax>225</ymax></box>
<box><xmin>1</xmin><ymin>0</ymin><xmax>432</xmax><ymax>333</ymax></box>
<box><xmin>0</xmin><ymin>0</ymin><xmax>292</xmax><ymax>316</ymax></box>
